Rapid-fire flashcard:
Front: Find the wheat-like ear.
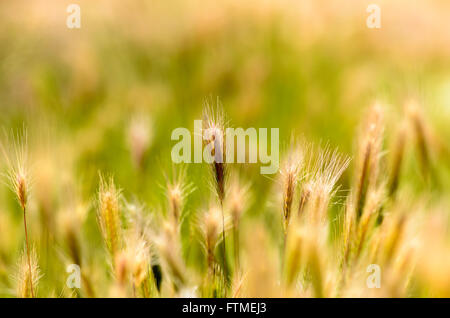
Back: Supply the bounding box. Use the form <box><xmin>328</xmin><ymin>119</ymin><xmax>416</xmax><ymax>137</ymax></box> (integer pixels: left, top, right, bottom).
<box><xmin>202</xmin><ymin>98</ymin><xmax>229</xmax><ymax>292</ymax></box>
<box><xmin>300</xmin><ymin>144</ymin><xmax>350</xmax><ymax>223</ymax></box>
<box><xmin>124</xmin><ymin>202</ymin><xmax>155</xmax><ymax>297</ymax></box>
<box><xmin>354</xmin><ymin>103</ymin><xmax>384</xmax><ymax>221</ymax></box>
<box><xmin>166</xmin><ymin>167</ymin><xmax>194</xmax><ymax>227</ymax></box>
<box><xmin>15</xmin><ymin>246</ymin><xmax>41</xmax><ymax>298</ymax></box>
<box><xmin>125</xmin><ymin>231</ymin><xmax>151</xmax><ymax>296</ymax></box>
<box><xmin>280</xmin><ymin>143</ymin><xmax>303</xmax><ymax>233</ymax></box>
<box><xmin>2</xmin><ymin>128</ymin><xmax>36</xmax><ymax>297</ymax></box>
<box><xmin>202</xmin><ymin>206</ymin><xmax>223</xmax><ymax>276</ymax></box>
<box><xmin>1</xmin><ymin>128</ymin><xmax>30</xmax><ymax>211</ymax></box>
<box><xmin>342</xmin><ymin>197</ymin><xmax>355</xmax><ymax>258</ymax></box>
<box><xmin>297</xmin><ymin>185</ymin><xmax>311</xmax><ymax>218</ymax></box>
<box><xmin>97</xmin><ymin>173</ymin><xmax>123</xmax><ymax>260</ymax></box>
<box><xmin>203</xmin><ymin>99</ymin><xmax>228</xmax><ymax>205</ymax></box>
<box><xmin>353</xmin><ymin>186</ymin><xmax>384</xmax><ymax>262</ymax></box>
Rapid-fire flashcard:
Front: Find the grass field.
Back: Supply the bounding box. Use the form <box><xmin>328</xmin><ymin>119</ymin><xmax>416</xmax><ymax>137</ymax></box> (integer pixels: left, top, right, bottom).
<box><xmin>0</xmin><ymin>0</ymin><xmax>450</xmax><ymax>297</ymax></box>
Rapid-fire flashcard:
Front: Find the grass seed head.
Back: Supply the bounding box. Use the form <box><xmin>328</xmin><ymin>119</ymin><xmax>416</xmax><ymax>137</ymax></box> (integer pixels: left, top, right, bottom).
<box><xmin>301</xmin><ymin>144</ymin><xmax>350</xmax><ymax>222</ymax></box>
<box><xmin>98</xmin><ymin>174</ymin><xmax>122</xmax><ymax>259</ymax></box>
<box><xmin>125</xmin><ymin>233</ymin><xmax>150</xmax><ymax>287</ymax></box>
<box><xmin>354</xmin><ymin>103</ymin><xmax>384</xmax><ymax>221</ymax></box>
<box><xmin>1</xmin><ymin>129</ymin><xmax>30</xmax><ymax>211</ymax></box>
<box><xmin>203</xmin><ymin>99</ymin><xmax>227</xmax><ymax>204</ymax></box>
<box><xmin>203</xmin><ymin>206</ymin><xmax>223</xmax><ymax>258</ymax></box>
<box><xmin>15</xmin><ymin>246</ymin><xmax>40</xmax><ymax>298</ymax></box>
<box><xmin>280</xmin><ymin>145</ymin><xmax>303</xmax><ymax>232</ymax></box>
<box><xmin>166</xmin><ymin>168</ymin><xmax>194</xmax><ymax>226</ymax></box>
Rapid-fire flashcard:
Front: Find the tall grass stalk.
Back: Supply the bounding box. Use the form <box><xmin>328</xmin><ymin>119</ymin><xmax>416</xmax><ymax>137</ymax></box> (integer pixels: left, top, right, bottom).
<box><xmin>203</xmin><ymin>100</ymin><xmax>228</xmax><ymax>290</ymax></box>
<box><xmin>2</xmin><ymin>131</ymin><xmax>35</xmax><ymax>297</ymax></box>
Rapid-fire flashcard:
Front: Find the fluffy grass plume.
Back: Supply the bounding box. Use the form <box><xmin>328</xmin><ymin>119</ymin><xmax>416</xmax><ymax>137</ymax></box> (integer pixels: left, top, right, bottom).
<box><xmin>15</xmin><ymin>247</ymin><xmax>40</xmax><ymax>298</ymax></box>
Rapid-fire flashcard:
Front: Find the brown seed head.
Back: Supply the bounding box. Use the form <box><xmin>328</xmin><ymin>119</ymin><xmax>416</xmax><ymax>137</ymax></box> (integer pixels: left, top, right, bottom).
<box><xmin>280</xmin><ymin>146</ymin><xmax>302</xmax><ymax>231</ymax></box>
<box><xmin>203</xmin><ymin>100</ymin><xmax>227</xmax><ymax>204</ymax></box>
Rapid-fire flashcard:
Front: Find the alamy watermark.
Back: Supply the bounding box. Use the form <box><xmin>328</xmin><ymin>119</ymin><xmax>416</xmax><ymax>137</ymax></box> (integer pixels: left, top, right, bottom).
<box><xmin>171</xmin><ymin>120</ymin><xmax>279</xmax><ymax>174</ymax></box>
<box><xmin>366</xmin><ymin>4</ymin><xmax>381</xmax><ymax>29</ymax></box>
<box><xmin>66</xmin><ymin>264</ymin><xmax>81</xmax><ymax>289</ymax></box>
<box><xmin>366</xmin><ymin>264</ymin><xmax>381</xmax><ymax>289</ymax></box>
<box><xmin>66</xmin><ymin>4</ymin><xmax>81</xmax><ymax>29</ymax></box>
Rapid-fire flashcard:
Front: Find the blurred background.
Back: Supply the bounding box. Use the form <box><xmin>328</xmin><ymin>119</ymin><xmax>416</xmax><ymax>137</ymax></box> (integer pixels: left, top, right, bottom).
<box><xmin>0</xmin><ymin>0</ymin><xmax>449</xmax><ymax>296</ymax></box>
